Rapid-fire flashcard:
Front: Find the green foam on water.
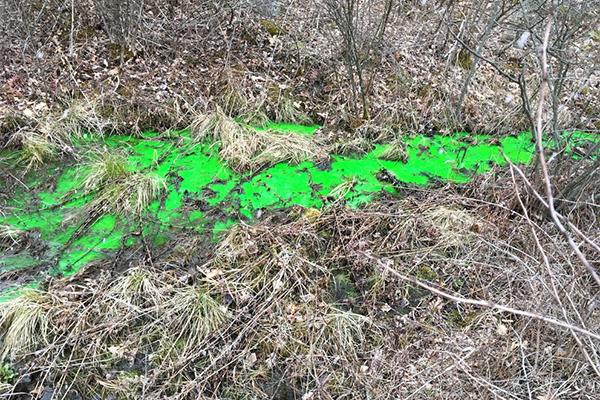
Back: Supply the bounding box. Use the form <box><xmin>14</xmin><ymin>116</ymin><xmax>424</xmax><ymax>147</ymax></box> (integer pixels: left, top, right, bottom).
<box><xmin>0</xmin><ymin>254</ymin><xmax>41</xmax><ymax>272</ymax></box>
<box><xmin>1</xmin><ymin>124</ymin><xmax>597</xmax><ymax>295</ymax></box>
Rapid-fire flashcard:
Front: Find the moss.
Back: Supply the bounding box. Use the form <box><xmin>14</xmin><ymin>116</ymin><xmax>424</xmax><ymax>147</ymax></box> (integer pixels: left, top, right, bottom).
<box><xmin>333</xmin><ymin>272</ymin><xmax>359</xmax><ymax>303</ymax></box>
<box><xmin>76</xmin><ymin>25</ymin><xmax>97</xmax><ymax>41</ymax></box>
<box><xmin>416</xmin><ymin>265</ymin><xmax>437</xmax><ymax>281</ymax></box>
<box><xmin>457</xmin><ymin>48</ymin><xmax>473</xmax><ymax>70</ymax></box>
<box><xmin>107</xmin><ymin>43</ymin><xmax>136</xmax><ymax>61</ymax></box>
<box><xmin>0</xmin><ymin>363</ymin><xmax>17</xmax><ymax>384</ymax></box>
<box><xmin>259</xmin><ymin>19</ymin><xmax>286</xmax><ymax>36</ymax></box>
<box><xmin>447</xmin><ymin>309</ymin><xmax>477</xmax><ymax>328</ymax></box>
<box><xmin>417</xmin><ymin>84</ymin><xmax>432</xmax><ymax>99</ymax></box>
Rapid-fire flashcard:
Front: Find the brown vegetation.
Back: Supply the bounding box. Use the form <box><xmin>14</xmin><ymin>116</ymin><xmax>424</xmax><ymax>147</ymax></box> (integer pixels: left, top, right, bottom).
<box><xmin>1</xmin><ymin>0</ymin><xmax>599</xmax><ymax>398</ymax></box>
<box><xmin>0</xmin><ymin>179</ymin><xmax>598</xmax><ymax>398</ymax></box>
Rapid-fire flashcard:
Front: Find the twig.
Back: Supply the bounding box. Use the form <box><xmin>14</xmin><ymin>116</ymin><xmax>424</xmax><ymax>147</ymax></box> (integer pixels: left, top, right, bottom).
<box><xmin>508</xmin><ymin>165</ymin><xmax>600</xmax><ymax>378</ymax></box>
<box><xmin>508</xmin><ymin>162</ymin><xmax>600</xmax><ymax>256</ymax></box>
<box><xmin>369</xmin><ymin>255</ymin><xmax>600</xmax><ymax>341</ymax></box>
<box><xmin>532</xmin><ymin>18</ymin><xmax>600</xmax><ymax>288</ymax></box>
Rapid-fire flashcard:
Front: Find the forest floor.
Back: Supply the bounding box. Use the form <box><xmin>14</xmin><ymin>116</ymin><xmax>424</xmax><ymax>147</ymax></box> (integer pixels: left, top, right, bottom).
<box><xmin>0</xmin><ymin>2</ymin><xmax>599</xmax><ymax>399</ymax></box>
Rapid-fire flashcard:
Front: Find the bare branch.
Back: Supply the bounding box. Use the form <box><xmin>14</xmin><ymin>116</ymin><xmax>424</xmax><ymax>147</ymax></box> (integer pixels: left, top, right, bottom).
<box><xmin>373</xmin><ymin>256</ymin><xmax>600</xmax><ymax>342</ymax></box>
<box><xmin>533</xmin><ymin>16</ymin><xmax>600</xmax><ymax>288</ymax></box>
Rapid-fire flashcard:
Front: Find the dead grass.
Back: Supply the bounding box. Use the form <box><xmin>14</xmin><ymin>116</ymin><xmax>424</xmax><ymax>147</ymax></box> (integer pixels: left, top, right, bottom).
<box><xmin>108</xmin><ymin>266</ymin><xmax>166</xmax><ymax>308</ymax></box>
<box><xmin>87</xmin><ymin>172</ymin><xmax>164</xmax><ymax>215</ymax></box>
<box><xmin>329</xmin><ymin>135</ymin><xmax>374</xmax><ymax>156</ymax></box>
<box><xmin>0</xmin><ymin>182</ymin><xmax>598</xmax><ymax>399</ymax></box>
<box><xmin>54</xmin><ymin>99</ymin><xmax>120</xmax><ymax>139</ymax></box>
<box><xmin>4</xmin><ymin>99</ymin><xmax>125</xmax><ymax>171</ymax></box>
<box><xmin>0</xmin><ymin>225</ymin><xmax>24</xmax><ymax>249</ymax></box>
<box><xmin>320</xmin><ymin>123</ymin><xmax>391</xmax><ymax>157</ymax></box>
<box><xmin>81</xmin><ymin>149</ymin><xmax>164</xmax><ymax>215</ymax></box>
<box><xmin>190</xmin><ymin>109</ymin><xmax>325</xmax><ymax>171</ymax></box>
<box><xmin>424</xmin><ymin>205</ymin><xmax>480</xmax><ymax>247</ymax></box>
<box><xmin>253</xmin><ymin>129</ymin><xmax>325</xmax><ymax>166</ymax></box>
<box><xmin>271</xmin><ymin>93</ymin><xmax>312</xmax><ymax>125</ymax></box>
<box><xmin>160</xmin><ymin>286</ymin><xmax>229</xmax><ymax>349</ymax></box>
<box><xmin>378</xmin><ymin>137</ymin><xmax>408</xmax><ymax>161</ymax></box>
<box><xmin>82</xmin><ymin>149</ymin><xmax>130</xmax><ymax>191</ymax></box>
<box><xmin>1</xmin><ymin>109</ymin><xmax>598</xmax><ymax>398</ymax></box>
<box><xmin>10</xmin><ymin>131</ymin><xmax>57</xmax><ymax>171</ymax></box>
<box><xmin>215</xmin><ymin>77</ymin><xmax>256</xmax><ymax>118</ymax></box>
<box><xmin>0</xmin><ymin>289</ymin><xmax>52</xmax><ymax>359</ymax></box>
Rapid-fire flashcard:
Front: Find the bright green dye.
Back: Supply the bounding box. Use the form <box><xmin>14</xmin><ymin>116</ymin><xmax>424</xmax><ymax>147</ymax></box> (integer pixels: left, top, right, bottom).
<box><xmin>0</xmin><ymin>125</ymin><xmax>597</xmax><ymax>293</ymax></box>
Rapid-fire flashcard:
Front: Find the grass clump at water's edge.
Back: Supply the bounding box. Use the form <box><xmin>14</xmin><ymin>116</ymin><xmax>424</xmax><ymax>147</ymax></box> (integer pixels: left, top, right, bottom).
<box><xmin>0</xmin><ymin>289</ymin><xmax>51</xmax><ymax>360</ymax></box>
<box><xmin>11</xmin><ymin>132</ymin><xmax>58</xmax><ymax>171</ymax></box>
<box><xmin>81</xmin><ymin>148</ymin><xmax>165</xmax><ymax>216</ymax></box>
<box><xmin>190</xmin><ymin>108</ymin><xmax>325</xmax><ymax>171</ymax></box>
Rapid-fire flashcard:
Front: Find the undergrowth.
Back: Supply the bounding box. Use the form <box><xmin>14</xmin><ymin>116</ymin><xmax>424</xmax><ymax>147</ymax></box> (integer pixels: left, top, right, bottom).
<box><xmin>0</xmin><ymin>187</ymin><xmax>597</xmax><ymax>399</ymax></box>
<box><xmin>4</xmin><ymin>99</ymin><xmax>123</xmax><ymax>171</ymax></box>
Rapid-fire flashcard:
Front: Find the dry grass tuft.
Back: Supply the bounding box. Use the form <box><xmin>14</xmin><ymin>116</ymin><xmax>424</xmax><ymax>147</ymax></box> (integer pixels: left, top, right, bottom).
<box><xmin>313</xmin><ymin>306</ymin><xmax>371</xmax><ymax>353</ymax></box>
<box><xmin>87</xmin><ymin>172</ymin><xmax>164</xmax><ymax>215</ymax></box>
<box><xmin>0</xmin><ymin>289</ymin><xmax>52</xmax><ymax>359</ymax></box>
<box><xmin>11</xmin><ymin>131</ymin><xmax>57</xmax><ymax>171</ymax></box>
<box><xmin>161</xmin><ymin>287</ymin><xmax>229</xmax><ymax>349</ymax></box>
<box><xmin>425</xmin><ymin>205</ymin><xmax>479</xmax><ymax>246</ymax></box>
<box><xmin>238</xmin><ymin>108</ymin><xmax>270</xmax><ymax>127</ymax></box>
<box><xmin>81</xmin><ymin>149</ymin><xmax>164</xmax><ymax>215</ymax></box>
<box><xmin>329</xmin><ymin>136</ymin><xmax>374</xmax><ymax>156</ymax></box>
<box><xmin>253</xmin><ymin>129</ymin><xmax>324</xmax><ymax>166</ymax></box>
<box><xmin>215</xmin><ymin>78</ymin><xmax>256</xmax><ymax>118</ymax></box>
<box><xmin>378</xmin><ymin>138</ymin><xmax>408</xmax><ymax>161</ymax></box>
<box><xmin>82</xmin><ymin>149</ymin><xmax>130</xmax><ymax>191</ymax></box>
<box><xmin>0</xmin><ymin>225</ymin><xmax>24</xmax><ymax>249</ymax></box>
<box><xmin>108</xmin><ymin>266</ymin><xmax>166</xmax><ymax>308</ymax></box>
<box><xmin>272</xmin><ymin>94</ymin><xmax>312</xmax><ymax>124</ymax></box>
<box><xmin>53</xmin><ymin>99</ymin><xmax>119</xmax><ymax>139</ymax></box>
<box><xmin>4</xmin><ymin>99</ymin><xmax>123</xmax><ymax>171</ymax></box>
<box><xmin>190</xmin><ymin>109</ymin><xmax>325</xmax><ymax>171</ymax></box>
<box><xmin>190</xmin><ymin>108</ymin><xmax>262</xmax><ymax>170</ymax></box>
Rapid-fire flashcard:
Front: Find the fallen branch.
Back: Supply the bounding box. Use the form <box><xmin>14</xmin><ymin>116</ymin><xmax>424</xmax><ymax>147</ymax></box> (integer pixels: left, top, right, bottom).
<box><xmin>369</xmin><ymin>255</ymin><xmax>600</xmax><ymax>342</ymax></box>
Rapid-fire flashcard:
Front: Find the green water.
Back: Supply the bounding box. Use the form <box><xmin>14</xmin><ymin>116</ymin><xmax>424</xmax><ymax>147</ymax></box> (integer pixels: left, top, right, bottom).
<box><xmin>0</xmin><ymin>123</ymin><xmax>597</xmax><ymax>294</ymax></box>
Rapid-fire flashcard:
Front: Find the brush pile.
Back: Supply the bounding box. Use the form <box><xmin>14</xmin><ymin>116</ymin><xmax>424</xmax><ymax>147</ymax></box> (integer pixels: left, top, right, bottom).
<box><xmin>1</xmin><ymin>181</ymin><xmax>598</xmax><ymax>399</ymax></box>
